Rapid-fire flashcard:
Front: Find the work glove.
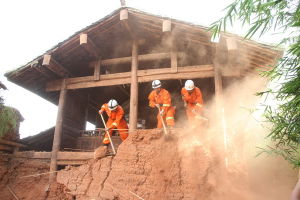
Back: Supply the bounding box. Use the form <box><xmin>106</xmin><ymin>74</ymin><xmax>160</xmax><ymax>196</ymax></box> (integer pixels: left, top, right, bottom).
<box><xmin>183</xmin><ymin>101</ymin><xmax>187</xmax><ymax>107</ymax></box>
<box><xmin>160</xmin><ymin>109</ymin><xmax>165</xmax><ymax>116</ymax></box>
<box><xmin>99</xmin><ymin>110</ymin><xmax>103</xmax><ymax>115</ymax></box>
<box><xmin>155</xmin><ymin>104</ymin><xmax>160</xmax><ymax>109</ymax></box>
<box><xmin>104</xmin><ymin>127</ymin><xmax>111</xmax><ymax>132</ymax></box>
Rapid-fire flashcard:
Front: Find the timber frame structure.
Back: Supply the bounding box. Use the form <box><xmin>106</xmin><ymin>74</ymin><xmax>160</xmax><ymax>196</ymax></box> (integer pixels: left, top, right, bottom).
<box><xmin>5</xmin><ymin>7</ymin><xmax>281</xmax><ymax>179</ymax></box>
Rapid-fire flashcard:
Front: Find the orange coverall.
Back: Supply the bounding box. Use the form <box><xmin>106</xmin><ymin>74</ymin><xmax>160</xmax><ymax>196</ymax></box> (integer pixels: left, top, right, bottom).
<box><xmin>181</xmin><ymin>87</ymin><xmax>204</xmax><ymax>121</ymax></box>
<box><xmin>148</xmin><ymin>88</ymin><xmax>175</xmax><ymax>128</ymax></box>
<box><xmin>99</xmin><ymin>103</ymin><xmax>128</xmax><ymax>145</ymax></box>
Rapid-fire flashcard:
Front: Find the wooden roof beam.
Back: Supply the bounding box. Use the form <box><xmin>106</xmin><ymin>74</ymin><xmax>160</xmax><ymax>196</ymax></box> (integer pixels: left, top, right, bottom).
<box><xmin>42</xmin><ymin>55</ymin><xmax>71</xmax><ymax>77</ymax></box>
<box><xmin>46</xmin><ymin>65</ymin><xmax>242</xmax><ymax>91</ymax></box>
<box><xmin>89</xmin><ymin>52</ymin><xmax>185</xmax><ymax>67</ymax></box>
<box><xmin>80</xmin><ymin>34</ymin><xmax>100</xmax><ymax>58</ymax></box>
<box><xmin>30</xmin><ymin>61</ymin><xmax>53</xmax><ymax>79</ymax></box>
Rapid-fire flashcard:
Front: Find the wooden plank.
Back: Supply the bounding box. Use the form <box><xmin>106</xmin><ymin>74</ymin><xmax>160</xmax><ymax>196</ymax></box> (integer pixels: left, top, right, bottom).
<box><xmin>0</xmin><ymin>139</ymin><xmax>27</xmax><ymax>148</ymax></box>
<box><xmin>138</xmin><ymin>71</ymin><xmax>215</xmax><ymax>82</ymax></box>
<box><xmin>57</xmin><ymin>160</ymin><xmax>87</xmax><ymax>165</ymax></box>
<box><xmin>50</xmin><ymin>79</ymin><xmax>67</xmax><ymax>182</ymax></box>
<box><xmin>13</xmin><ymin>151</ymin><xmax>93</xmax><ymax>160</ymax></box>
<box><xmin>46</xmin><ymin>65</ymin><xmax>215</xmax><ymax>91</ymax></box>
<box><xmin>129</xmin><ymin>40</ymin><xmax>138</xmax><ymax>130</ymax></box>
<box><xmin>13</xmin><ymin>151</ymin><xmax>52</xmax><ymax>159</ymax></box>
<box><xmin>99</xmin><ymin>52</ymin><xmax>185</xmax><ymax>66</ymax></box>
<box><xmin>80</xmin><ymin>34</ymin><xmax>100</xmax><ymax>58</ymax></box>
<box><xmin>57</xmin><ymin>151</ymin><xmax>94</xmax><ymax>160</ymax></box>
<box><xmin>94</xmin><ymin>59</ymin><xmax>101</xmax><ymax>80</ymax></box>
<box><xmin>0</xmin><ymin>144</ymin><xmax>13</xmax><ymax>151</ymax></box>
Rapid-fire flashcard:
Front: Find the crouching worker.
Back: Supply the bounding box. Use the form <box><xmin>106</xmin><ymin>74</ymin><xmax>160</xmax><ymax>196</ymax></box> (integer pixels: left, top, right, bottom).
<box><xmin>148</xmin><ymin>80</ymin><xmax>175</xmax><ymax>128</ymax></box>
<box><xmin>181</xmin><ymin>80</ymin><xmax>205</xmax><ymax>124</ymax></box>
<box><xmin>99</xmin><ymin>99</ymin><xmax>128</xmax><ymax>145</ymax></box>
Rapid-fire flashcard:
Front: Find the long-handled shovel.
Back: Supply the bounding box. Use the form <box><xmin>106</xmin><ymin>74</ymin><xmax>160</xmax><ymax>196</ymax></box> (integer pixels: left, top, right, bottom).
<box><xmin>157</xmin><ymin>107</ymin><xmax>173</xmax><ymax>140</ymax></box>
<box><xmin>192</xmin><ymin>109</ymin><xmax>208</xmax><ymax>121</ymax></box>
<box><xmin>157</xmin><ymin>106</ymin><xmax>170</xmax><ymax>138</ymax></box>
<box><xmin>100</xmin><ymin>113</ymin><xmax>116</xmax><ymax>155</ymax></box>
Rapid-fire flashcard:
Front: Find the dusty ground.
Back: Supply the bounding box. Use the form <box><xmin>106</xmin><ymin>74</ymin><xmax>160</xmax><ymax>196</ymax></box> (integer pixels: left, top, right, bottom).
<box><xmin>0</xmin><ymin>156</ymin><xmax>73</xmax><ymax>200</ymax></box>
<box><xmin>0</xmin><ymin>128</ymin><xmax>297</xmax><ymax>200</ymax></box>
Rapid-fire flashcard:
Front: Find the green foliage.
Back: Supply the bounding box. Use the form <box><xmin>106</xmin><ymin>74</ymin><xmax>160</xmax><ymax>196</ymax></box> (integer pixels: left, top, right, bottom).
<box><xmin>210</xmin><ymin>0</ymin><xmax>300</xmax><ymax>167</ymax></box>
<box><xmin>0</xmin><ymin>106</ymin><xmax>19</xmax><ymax>138</ymax></box>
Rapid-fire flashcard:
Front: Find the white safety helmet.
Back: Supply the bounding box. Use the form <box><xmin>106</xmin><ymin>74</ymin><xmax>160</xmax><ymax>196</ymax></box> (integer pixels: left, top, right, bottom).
<box><xmin>185</xmin><ymin>80</ymin><xmax>195</xmax><ymax>91</ymax></box>
<box><xmin>152</xmin><ymin>80</ymin><xmax>161</xmax><ymax>89</ymax></box>
<box><xmin>108</xmin><ymin>99</ymin><xmax>118</xmax><ymax>110</ymax></box>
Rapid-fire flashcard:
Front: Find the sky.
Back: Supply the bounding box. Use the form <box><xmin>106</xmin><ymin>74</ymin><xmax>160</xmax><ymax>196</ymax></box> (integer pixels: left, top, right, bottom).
<box><xmin>0</xmin><ymin>0</ymin><xmax>285</xmax><ymax>138</ymax></box>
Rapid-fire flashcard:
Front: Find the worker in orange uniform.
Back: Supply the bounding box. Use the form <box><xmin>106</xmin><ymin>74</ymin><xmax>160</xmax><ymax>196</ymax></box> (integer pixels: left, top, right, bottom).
<box><xmin>148</xmin><ymin>80</ymin><xmax>175</xmax><ymax>128</ymax></box>
<box><xmin>99</xmin><ymin>99</ymin><xmax>128</xmax><ymax>145</ymax></box>
<box><xmin>181</xmin><ymin>80</ymin><xmax>204</xmax><ymax>122</ymax></box>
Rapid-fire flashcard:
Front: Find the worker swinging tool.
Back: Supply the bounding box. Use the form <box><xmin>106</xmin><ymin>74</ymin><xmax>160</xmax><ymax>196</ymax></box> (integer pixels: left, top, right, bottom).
<box><xmin>181</xmin><ymin>80</ymin><xmax>207</xmax><ymax>124</ymax></box>
<box><xmin>98</xmin><ymin>99</ymin><xmax>129</xmax><ymax>155</ymax></box>
<box><xmin>148</xmin><ymin>80</ymin><xmax>176</xmax><ymax>135</ymax></box>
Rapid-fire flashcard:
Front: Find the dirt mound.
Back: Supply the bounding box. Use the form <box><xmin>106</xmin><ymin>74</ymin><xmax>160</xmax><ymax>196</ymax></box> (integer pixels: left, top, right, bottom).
<box><xmin>0</xmin><ymin>158</ymin><xmax>73</xmax><ymax>200</ymax></box>
<box><xmin>0</xmin><ymin>128</ymin><xmax>296</xmax><ymax>200</ymax></box>
<box><xmin>57</xmin><ymin>129</ymin><xmax>216</xmax><ymax>200</ymax></box>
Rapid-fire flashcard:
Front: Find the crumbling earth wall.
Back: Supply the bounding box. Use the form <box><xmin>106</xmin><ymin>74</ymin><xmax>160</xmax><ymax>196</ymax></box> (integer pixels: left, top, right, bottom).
<box><xmin>0</xmin><ymin>128</ymin><xmax>297</xmax><ymax>200</ymax></box>
<box><xmin>57</xmin><ymin>129</ymin><xmax>225</xmax><ymax>200</ymax></box>
<box><xmin>0</xmin><ymin>156</ymin><xmax>73</xmax><ymax>200</ymax></box>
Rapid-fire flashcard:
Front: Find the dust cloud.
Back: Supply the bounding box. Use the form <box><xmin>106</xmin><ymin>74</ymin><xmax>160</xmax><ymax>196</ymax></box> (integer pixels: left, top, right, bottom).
<box><xmin>177</xmin><ymin>75</ymin><xmax>298</xmax><ymax>200</ymax></box>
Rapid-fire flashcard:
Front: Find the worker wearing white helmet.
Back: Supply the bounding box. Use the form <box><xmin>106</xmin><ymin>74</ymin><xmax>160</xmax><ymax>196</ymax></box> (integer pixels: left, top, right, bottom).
<box><xmin>181</xmin><ymin>80</ymin><xmax>204</xmax><ymax>122</ymax></box>
<box><xmin>148</xmin><ymin>80</ymin><xmax>175</xmax><ymax>128</ymax></box>
<box><xmin>99</xmin><ymin>99</ymin><xmax>128</xmax><ymax>145</ymax></box>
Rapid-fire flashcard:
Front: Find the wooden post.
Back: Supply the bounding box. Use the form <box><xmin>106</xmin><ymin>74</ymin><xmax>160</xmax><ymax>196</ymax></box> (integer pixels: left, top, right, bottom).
<box><xmin>129</xmin><ymin>40</ymin><xmax>138</xmax><ymax>130</ymax></box>
<box><xmin>213</xmin><ymin>44</ymin><xmax>228</xmax><ymax>169</ymax></box>
<box><xmin>214</xmin><ymin>64</ymin><xmax>223</xmax><ymax>110</ymax></box>
<box><xmin>84</xmin><ymin>94</ymin><xmax>90</xmax><ymax>129</ymax></box>
<box><xmin>94</xmin><ymin>59</ymin><xmax>101</xmax><ymax>81</ymax></box>
<box><xmin>49</xmin><ymin>79</ymin><xmax>67</xmax><ymax>182</ymax></box>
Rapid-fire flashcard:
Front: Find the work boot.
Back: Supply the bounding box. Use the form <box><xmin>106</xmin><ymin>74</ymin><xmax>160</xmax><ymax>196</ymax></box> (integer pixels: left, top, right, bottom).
<box><xmin>167</xmin><ymin>126</ymin><xmax>175</xmax><ymax>135</ymax></box>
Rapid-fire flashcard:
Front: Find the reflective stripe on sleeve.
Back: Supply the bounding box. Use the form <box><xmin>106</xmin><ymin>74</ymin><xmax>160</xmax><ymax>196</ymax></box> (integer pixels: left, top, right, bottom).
<box><xmin>196</xmin><ymin>103</ymin><xmax>203</xmax><ymax>107</ymax></box>
<box><xmin>166</xmin><ymin>117</ymin><xmax>174</xmax><ymax>120</ymax></box>
<box><xmin>112</xmin><ymin>122</ymin><xmax>118</xmax><ymax>126</ymax></box>
<box><xmin>163</xmin><ymin>104</ymin><xmax>170</xmax><ymax>107</ymax></box>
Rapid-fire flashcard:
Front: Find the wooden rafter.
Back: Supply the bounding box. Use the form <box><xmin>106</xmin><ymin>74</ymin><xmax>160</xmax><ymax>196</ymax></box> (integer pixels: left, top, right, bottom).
<box><xmin>42</xmin><ymin>55</ymin><xmax>71</xmax><ymax>77</ymax></box>
<box><xmin>80</xmin><ymin>34</ymin><xmax>100</xmax><ymax>58</ymax></box>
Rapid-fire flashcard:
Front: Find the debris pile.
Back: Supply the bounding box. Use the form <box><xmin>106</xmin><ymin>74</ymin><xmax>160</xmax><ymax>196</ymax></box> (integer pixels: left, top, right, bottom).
<box><xmin>0</xmin><ymin>128</ymin><xmax>297</xmax><ymax>200</ymax></box>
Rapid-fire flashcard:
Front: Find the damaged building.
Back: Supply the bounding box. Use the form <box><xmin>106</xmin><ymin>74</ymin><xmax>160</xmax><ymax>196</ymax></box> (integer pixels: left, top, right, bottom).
<box><xmin>0</xmin><ymin>7</ymin><xmax>286</xmax><ymax>200</ymax></box>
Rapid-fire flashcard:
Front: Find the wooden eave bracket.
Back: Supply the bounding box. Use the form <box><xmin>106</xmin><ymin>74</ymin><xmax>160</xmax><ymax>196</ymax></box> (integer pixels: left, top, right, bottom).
<box><xmin>42</xmin><ymin>54</ymin><xmax>71</xmax><ymax>77</ymax></box>
<box><xmin>80</xmin><ymin>34</ymin><xmax>100</xmax><ymax>58</ymax></box>
<box><xmin>162</xmin><ymin>20</ymin><xmax>172</xmax><ymax>32</ymax></box>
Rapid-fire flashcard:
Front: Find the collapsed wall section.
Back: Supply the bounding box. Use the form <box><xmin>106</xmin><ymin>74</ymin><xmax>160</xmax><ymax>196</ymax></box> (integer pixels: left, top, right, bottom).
<box><xmin>57</xmin><ymin>129</ymin><xmax>214</xmax><ymax>200</ymax></box>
